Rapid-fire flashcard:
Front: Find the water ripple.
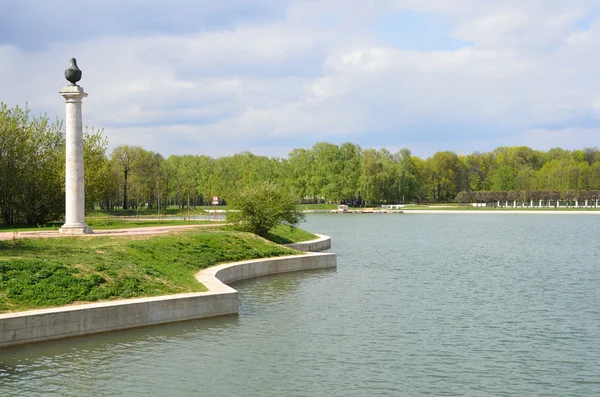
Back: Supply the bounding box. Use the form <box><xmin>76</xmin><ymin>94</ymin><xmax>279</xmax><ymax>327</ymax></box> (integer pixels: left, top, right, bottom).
<box><xmin>1</xmin><ymin>214</ymin><xmax>600</xmax><ymax>396</ymax></box>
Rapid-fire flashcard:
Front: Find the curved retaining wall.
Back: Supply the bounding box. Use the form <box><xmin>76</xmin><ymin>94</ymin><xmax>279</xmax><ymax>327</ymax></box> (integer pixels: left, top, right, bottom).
<box><xmin>285</xmin><ymin>233</ymin><xmax>331</xmax><ymax>252</ymax></box>
<box><xmin>0</xmin><ymin>235</ymin><xmax>335</xmax><ymax>348</ymax></box>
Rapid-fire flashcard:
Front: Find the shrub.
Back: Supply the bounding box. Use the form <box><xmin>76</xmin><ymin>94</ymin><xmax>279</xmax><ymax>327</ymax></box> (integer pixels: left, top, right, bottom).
<box><xmin>226</xmin><ymin>183</ymin><xmax>305</xmax><ymax>238</ymax></box>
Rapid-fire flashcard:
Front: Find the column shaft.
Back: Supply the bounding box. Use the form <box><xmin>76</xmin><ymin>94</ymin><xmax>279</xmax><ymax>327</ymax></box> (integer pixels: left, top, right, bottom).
<box><xmin>64</xmin><ymin>99</ymin><xmax>85</xmax><ymax>225</ymax></box>
<box><xmin>59</xmin><ymin>85</ymin><xmax>92</xmax><ymax>234</ymax></box>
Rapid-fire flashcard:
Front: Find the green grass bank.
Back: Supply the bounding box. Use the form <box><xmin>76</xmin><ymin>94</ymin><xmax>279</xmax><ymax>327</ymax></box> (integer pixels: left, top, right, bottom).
<box><xmin>0</xmin><ymin>226</ymin><xmax>316</xmax><ymax>313</ymax></box>
<box><xmin>0</xmin><ymin>219</ymin><xmax>223</xmax><ymax>233</ymax></box>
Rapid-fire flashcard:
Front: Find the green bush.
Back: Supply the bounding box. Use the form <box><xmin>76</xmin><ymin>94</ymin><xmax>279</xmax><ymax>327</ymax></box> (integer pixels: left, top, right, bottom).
<box><xmin>226</xmin><ymin>183</ymin><xmax>306</xmax><ymax>238</ymax></box>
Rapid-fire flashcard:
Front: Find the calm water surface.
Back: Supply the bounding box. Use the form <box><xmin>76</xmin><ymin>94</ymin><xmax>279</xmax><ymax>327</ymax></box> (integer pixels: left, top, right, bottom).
<box><xmin>1</xmin><ymin>214</ymin><xmax>600</xmax><ymax>396</ymax></box>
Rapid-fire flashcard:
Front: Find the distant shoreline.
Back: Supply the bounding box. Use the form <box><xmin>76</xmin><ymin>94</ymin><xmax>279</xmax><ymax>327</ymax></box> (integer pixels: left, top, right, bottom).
<box><xmin>402</xmin><ymin>210</ymin><xmax>600</xmax><ymax>215</ymax></box>
<box><xmin>303</xmin><ymin>209</ymin><xmax>600</xmax><ymax>215</ymax></box>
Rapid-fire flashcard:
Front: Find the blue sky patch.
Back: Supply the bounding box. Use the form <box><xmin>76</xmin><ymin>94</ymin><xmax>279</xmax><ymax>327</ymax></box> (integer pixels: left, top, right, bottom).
<box><xmin>575</xmin><ymin>5</ymin><xmax>600</xmax><ymax>30</ymax></box>
<box><xmin>372</xmin><ymin>11</ymin><xmax>471</xmax><ymax>51</ymax></box>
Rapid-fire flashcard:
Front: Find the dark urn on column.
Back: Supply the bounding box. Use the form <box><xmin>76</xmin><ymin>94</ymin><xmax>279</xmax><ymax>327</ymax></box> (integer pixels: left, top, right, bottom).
<box><xmin>65</xmin><ymin>58</ymin><xmax>82</xmax><ymax>85</ymax></box>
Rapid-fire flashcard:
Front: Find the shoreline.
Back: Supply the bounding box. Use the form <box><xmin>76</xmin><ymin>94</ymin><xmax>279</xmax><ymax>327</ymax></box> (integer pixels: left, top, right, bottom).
<box><xmin>0</xmin><ymin>234</ymin><xmax>335</xmax><ymax>348</ymax></box>
<box><xmin>304</xmin><ymin>209</ymin><xmax>600</xmax><ymax>215</ymax></box>
<box><xmin>401</xmin><ymin>210</ymin><xmax>600</xmax><ymax>214</ymax></box>
<box><xmin>303</xmin><ymin>208</ymin><xmax>600</xmax><ymax>214</ymax></box>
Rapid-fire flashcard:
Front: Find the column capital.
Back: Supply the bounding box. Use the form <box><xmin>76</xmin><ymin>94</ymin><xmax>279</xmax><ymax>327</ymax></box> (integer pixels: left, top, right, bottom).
<box><xmin>59</xmin><ymin>85</ymin><xmax>88</xmax><ymax>101</ymax></box>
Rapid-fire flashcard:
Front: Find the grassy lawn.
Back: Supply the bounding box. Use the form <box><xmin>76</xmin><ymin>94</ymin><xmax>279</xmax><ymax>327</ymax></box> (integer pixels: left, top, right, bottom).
<box><xmin>0</xmin><ymin>228</ymin><xmax>302</xmax><ymax>313</ymax></box>
<box><xmin>0</xmin><ymin>222</ymin><xmax>63</xmax><ymax>232</ymax></box>
<box><xmin>88</xmin><ymin>206</ymin><xmax>209</xmax><ymax>217</ymax></box>
<box><xmin>0</xmin><ymin>219</ymin><xmax>226</xmax><ymax>233</ymax></box>
<box><xmin>86</xmin><ymin>218</ymin><xmax>224</xmax><ymax>229</ymax></box>
<box><xmin>266</xmin><ymin>224</ymin><xmax>317</xmax><ymax>244</ymax></box>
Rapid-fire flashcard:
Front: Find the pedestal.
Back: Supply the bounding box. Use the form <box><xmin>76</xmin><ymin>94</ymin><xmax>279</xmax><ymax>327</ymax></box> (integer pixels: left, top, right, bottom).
<box><xmin>59</xmin><ymin>85</ymin><xmax>93</xmax><ymax>235</ymax></box>
<box><xmin>60</xmin><ymin>223</ymin><xmax>93</xmax><ymax>235</ymax></box>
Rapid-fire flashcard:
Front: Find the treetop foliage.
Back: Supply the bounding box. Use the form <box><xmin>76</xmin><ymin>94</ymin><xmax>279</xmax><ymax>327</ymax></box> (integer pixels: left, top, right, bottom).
<box><xmin>81</xmin><ymin>139</ymin><xmax>600</xmax><ymax>210</ymax></box>
<box><xmin>0</xmin><ymin>104</ymin><xmax>64</xmax><ymax>224</ymax></box>
<box><xmin>98</xmin><ymin>140</ymin><xmax>600</xmax><ymax>209</ymax></box>
<box><xmin>3</xmin><ymin>102</ymin><xmax>600</xmax><ymax>227</ymax></box>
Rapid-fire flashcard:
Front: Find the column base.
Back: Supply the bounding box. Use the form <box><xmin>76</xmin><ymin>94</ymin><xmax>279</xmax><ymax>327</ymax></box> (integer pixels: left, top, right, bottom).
<box><xmin>59</xmin><ymin>223</ymin><xmax>94</xmax><ymax>235</ymax></box>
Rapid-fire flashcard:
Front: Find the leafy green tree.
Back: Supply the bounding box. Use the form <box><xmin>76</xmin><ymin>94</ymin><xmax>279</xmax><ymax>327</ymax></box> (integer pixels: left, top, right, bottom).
<box><xmin>464</xmin><ymin>152</ymin><xmax>491</xmax><ymax>192</ymax></box>
<box><xmin>111</xmin><ymin>145</ymin><xmax>143</xmax><ymax>209</ymax></box>
<box><xmin>96</xmin><ymin>159</ymin><xmax>120</xmax><ymax>210</ymax></box>
<box><xmin>226</xmin><ymin>183</ymin><xmax>305</xmax><ymax>238</ymax></box>
<box><xmin>489</xmin><ymin>165</ymin><xmax>516</xmax><ymax>191</ymax></box>
<box><xmin>286</xmin><ymin>148</ymin><xmax>314</xmax><ymax>201</ymax></box>
<box><xmin>0</xmin><ymin>104</ymin><xmax>64</xmax><ymax>224</ymax></box>
<box><xmin>167</xmin><ymin>154</ymin><xmax>201</xmax><ymax>210</ymax></box>
<box><xmin>377</xmin><ymin>149</ymin><xmax>400</xmax><ymax>203</ymax></box>
<box><xmin>337</xmin><ymin>143</ymin><xmax>362</xmax><ymax>203</ymax></box>
<box><xmin>195</xmin><ymin>155</ymin><xmax>214</xmax><ymax>204</ymax></box>
<box><xmin>396</xmin><ymin>148</ymin><xmax>419</xmax><ymax>202</ymax></box>
<box><xmin>83</xmin><ymin>128</ymin><xmax>110</xmax><ymax>212</ymax></box>
<box><xmin>412</xmin><ymin>156</ymin><xmax>431</xmax><ymax>203</ymax></box>
<box><xmin>310</xmin><ymin>142</ymin><xmax>342</xmax><ymax>202</ymax></box>
<box><xmin>425</xmin><ymin>151</ymin><xmax>460</xmax><ymax>202</ymax></box>
<box><xmin>359</xmin><ymin>149</ymin><xmax>383</xmax><ymax>205</ymax></box>
<box><xmin>134</xmin><ymin>150</ymin><xmax>165</xmax><ymax>209</ymax></box>
<box><xmin>583</xmin><ymin>147</ymin><xmax>599</xmax><ymax>166</ymax></box>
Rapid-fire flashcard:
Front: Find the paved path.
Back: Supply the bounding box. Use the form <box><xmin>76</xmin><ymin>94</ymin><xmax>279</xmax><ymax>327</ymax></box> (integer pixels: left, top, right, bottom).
<box><xmin>0</xmin><ymin>224</ymin><xmax>223</xmax><ymax>241</ymax></box>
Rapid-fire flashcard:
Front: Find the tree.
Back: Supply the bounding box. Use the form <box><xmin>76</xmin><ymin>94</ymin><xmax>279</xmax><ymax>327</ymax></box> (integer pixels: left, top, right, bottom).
<box><xmin>456</xmin><ymin>191</ymin><xmax>470</xmax><ymax>207</ymax></box>
<box><xmin>311</xmin><ymin>142</ymin><xmax>342</xmax><ymax>203</ymax></box>
<box><xmin>226</xmin><ymin>183</ymin><xmax>305</xmax><ymax>238</ymax></box>
<box><xmin>337</xmin><ymin>143</ymin><xmax>362</xmax><ymax>203</ymax></box>
<box><xmin>96</xmin><ymin>160</ymin><xmax>120</xmax><ymax>210</ymax></box>
<box><xmin>396</xmin><ymin>148</ymin><xmax>419</xmax><ymax>202</ymax></box>
<box><xmin>426</xmin><ymin>151</ymin><xmax>460</xmax><ymax>202</ymax></box>
<box><xmin>489</xmin><ymin>165</ymin><xmax>516</xmax><ymax>191</ymax></box>
<box><xmin>195</xmin><ymin>155</ymin><xmax>214</xmax><ymax>204</ymax></box>
<box><xmin>286</xmin><ymin>148</ymin><xmax>314</xmax><ymax>202</ymax></box>
<box><xmin>583</xmin><ymin>147</ymin><xmax>599</xmax><ymax>166</ymax></box>
<box><xmin>0</xmin><ymin>103</ymin><xmax>65</xmax><ymax>224</ymax></box>
<box><xmin>111</xmin><ymin>145</ymin><xmax>143</xmax><ymax>209</ymax></box>
<box><xmin>83</xmin><ymin>128</ymin><xmax>110</xmax><ymax>212</ymax></box>
<box><xmin>133</xmin><ymin>150</ymin><xmax>164</xmax><ymax>209</ymax></box>
<box><xmin>464</xmin><ymin>152</ymin><xmax>491</xmax><ymax>192</ymax></box>
<box><xmin>359</xmin><ymin>149</ymin><xmax>383</xmax><ymax>205</ymax></box>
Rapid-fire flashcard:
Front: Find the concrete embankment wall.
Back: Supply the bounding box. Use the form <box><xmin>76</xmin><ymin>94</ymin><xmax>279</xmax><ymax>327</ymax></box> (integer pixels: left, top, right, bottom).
<box><xmin>285</xmin><ymin>233</ymin><xmax>331</xmax><ymax>252</ymax></box>
<box><xmin>0</xmin><ymin>235</ymin><xmax>335</xmax><ymax>348</ymax></box>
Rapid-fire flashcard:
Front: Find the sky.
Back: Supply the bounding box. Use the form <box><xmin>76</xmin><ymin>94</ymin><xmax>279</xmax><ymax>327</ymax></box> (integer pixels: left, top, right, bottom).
<box><xmin>1</xmin><ymin>0</ymin><xmax>600</xmax><ymax>159</ymax></box>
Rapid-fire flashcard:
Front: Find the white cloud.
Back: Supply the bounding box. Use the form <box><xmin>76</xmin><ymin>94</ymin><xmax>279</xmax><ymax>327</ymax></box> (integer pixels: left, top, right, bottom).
<box><xmin>1</xmin><ymin>0</ymin><xmax>600</xmax><ymax>158</ymax></box>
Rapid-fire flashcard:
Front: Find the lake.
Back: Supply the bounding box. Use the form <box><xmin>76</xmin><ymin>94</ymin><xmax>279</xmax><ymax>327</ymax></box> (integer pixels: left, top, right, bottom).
<box><xmin>1</xmin><ymin>213</ymin><xmax>600</xmax><ymax>396</ymax></box>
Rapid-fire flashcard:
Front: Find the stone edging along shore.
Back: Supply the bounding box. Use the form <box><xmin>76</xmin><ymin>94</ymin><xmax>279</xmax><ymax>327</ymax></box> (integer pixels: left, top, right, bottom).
<box><xmin>0</xmin><ymin>234</ymin><xmax>335</xmax><ymax>348</ymax></box>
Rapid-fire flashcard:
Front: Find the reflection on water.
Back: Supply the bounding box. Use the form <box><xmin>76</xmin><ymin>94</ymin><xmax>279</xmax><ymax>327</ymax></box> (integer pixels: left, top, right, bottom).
<box><xmin>1</xmin><ymin>315</ymin><xmax>240</xmax><ymax>365</ymax></box>
<box><xmin>0</xmin><ymin>316</ymin><xmax>240</xmax><ymax>396</ymax></box>
<box><xmin>233</xmin><ymin>268</ymin><xmax>336</xmax><ymax>309</ymax></box>
<box><xmin>1</xmin><ymin>214</ymin><xmax>600</xmax><ymax>397</ymax></box>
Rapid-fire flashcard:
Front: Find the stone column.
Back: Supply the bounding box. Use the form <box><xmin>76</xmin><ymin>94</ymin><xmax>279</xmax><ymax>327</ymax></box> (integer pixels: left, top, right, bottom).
<box><xmin>59</xmin><ymin>85</ymin><xmax>92</xmax><ymax>234</ymax></box>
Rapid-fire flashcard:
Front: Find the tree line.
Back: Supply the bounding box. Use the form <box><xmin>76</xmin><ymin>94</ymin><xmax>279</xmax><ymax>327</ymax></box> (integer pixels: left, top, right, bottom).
<box><xmin>3</xmin><ymin>102</ymin><xmax>600</xmax><ymax>224</ymax></box>
<box><xmin>99</xmin><ymin>143</ymin><xmax>600</xmax><ymax>211</ymax></box>
<box><xmin>0</xmin><ymin>104</ymin><xmax>106</xmax><ymax>224</ymax></box>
